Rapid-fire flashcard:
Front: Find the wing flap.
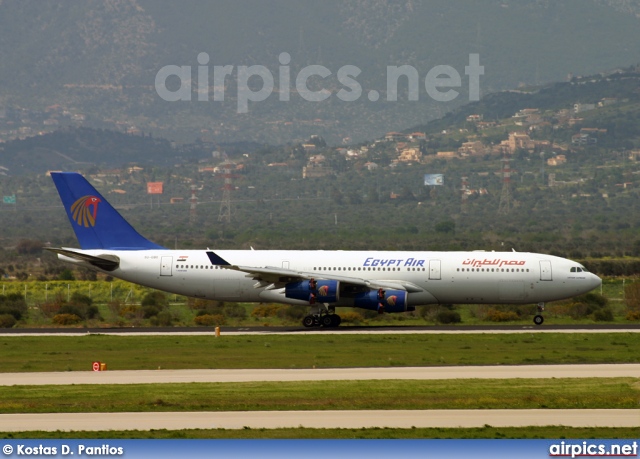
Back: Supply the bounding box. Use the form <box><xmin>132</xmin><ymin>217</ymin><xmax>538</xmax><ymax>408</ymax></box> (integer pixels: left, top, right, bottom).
<box><xmin>221</xmin><ymin>264</ymin><xmax>423</xmax><ymax>292</ymax></box>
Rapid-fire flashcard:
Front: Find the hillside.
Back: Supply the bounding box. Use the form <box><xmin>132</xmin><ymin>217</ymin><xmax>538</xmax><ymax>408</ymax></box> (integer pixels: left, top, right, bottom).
<box><xmin>1</xmin><ymin>0</ymin><xmax>640</xmax><ymax>145</ymax></box>
<box><xmin>1</xmin><ymin>68</ymin><xmax>640</xmax><ymax>267</ymax></box>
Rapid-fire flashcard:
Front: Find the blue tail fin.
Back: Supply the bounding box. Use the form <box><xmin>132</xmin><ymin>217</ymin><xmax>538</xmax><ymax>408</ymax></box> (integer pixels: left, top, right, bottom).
<box><xmin>51</xmin><ymin>172</ymin><xmax>165</xmax><ymax>250</ymax></box>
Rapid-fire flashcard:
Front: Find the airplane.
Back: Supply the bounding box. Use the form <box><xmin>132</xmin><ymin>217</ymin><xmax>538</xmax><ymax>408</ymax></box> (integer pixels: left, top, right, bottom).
<box><xmin>47</xmin><ymin>172</ymin><xmax>602</xmax><ymax>327</ymax></box>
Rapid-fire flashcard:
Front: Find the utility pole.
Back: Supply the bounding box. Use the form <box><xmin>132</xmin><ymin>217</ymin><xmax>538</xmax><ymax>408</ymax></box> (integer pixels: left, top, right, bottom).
<box><xmin>218</xmin><ymin>161</ymin><xmax>234</xmax><ymax>224</ymax></box>
<box><xmin>498</xmin><ymin>155</ymin><xmax>512</xmax><ymax>215</ymax></box>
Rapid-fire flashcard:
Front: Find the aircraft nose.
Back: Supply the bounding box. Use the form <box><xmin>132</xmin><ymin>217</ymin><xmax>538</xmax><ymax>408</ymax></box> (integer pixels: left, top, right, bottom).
<box><xmin>590</xmin><ymin>273</ymin><xmax>602</xmax><ymax>291</ymax></box>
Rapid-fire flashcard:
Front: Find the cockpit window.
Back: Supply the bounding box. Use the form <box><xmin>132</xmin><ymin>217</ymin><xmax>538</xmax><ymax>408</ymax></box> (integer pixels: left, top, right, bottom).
<box><xmin>571</xmin><ymin>266</ymin><xmax>589</xmax><ymax>273</ymax></box>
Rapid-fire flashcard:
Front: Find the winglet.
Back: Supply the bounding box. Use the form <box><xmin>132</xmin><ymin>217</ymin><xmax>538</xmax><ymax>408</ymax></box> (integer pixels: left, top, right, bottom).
<box><xmin>51</xmin><ymin>172</ymin><xmax>165</xmax><ymax>250</ymax></box>
<box><xmin>207</xmin><ymin>251</ymin><xmax>231</xmax><ymax>266</ymax></box>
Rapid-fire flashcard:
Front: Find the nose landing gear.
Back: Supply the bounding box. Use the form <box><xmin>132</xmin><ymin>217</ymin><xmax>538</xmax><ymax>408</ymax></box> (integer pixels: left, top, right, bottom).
<box><xmin>533</xmin><ymin>303</ymin><xmax>545</xmax><ymax>325</ymax></box>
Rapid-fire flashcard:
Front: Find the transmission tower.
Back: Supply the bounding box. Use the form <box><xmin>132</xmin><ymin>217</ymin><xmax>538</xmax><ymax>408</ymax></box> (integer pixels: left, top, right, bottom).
<box><xmin>189</xmin><ymin>185</ymin><xmax>198</xmax><ymax>225</ymax></box>
<box><xmin>460</xmin><ymin>176</ymin><xmax>469</xmax><ymax>213</ymax></box>
<box><xmin>498</xmin><ymin>155</ymin><xmax>512</xmax><ymax>215</ymax></box>
<box><xmin>217</xmin><ymin>161</ymin><xmax>235</xmax><ymax>223</ymax></box>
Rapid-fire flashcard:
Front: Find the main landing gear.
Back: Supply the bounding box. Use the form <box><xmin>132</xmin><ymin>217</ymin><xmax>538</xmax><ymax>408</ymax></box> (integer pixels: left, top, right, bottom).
<box><xmin>302</xmin><ymin>313</ymin><xmax>342</xmax><ymax>328</ymax></box>
<box><xmin>301</xmin><ymin>278</ymin><xmax>342</xmax><ymax>328</ymax></box>
<box><xmin>533</xmin><ymin>302</ymin><xmax>545</xmax><ymax>325</ymax></box>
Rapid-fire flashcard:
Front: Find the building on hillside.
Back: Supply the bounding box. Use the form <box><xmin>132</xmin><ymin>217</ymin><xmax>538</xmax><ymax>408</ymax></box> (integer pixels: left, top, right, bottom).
<box><xmin>385</xmin><ymin>132</ymin><xmax>406</xmax><ymax>142</ymax></box>
<box><xmin>505</xmin><ymin>132</ymin><xmax>535</xmax><ymax>153</ymax></box>
<box><xmin>574</xmin><ymin>103</ymin><xmax>596</xmax><ymax>114</ymax></box>
<box><xmin>598</xmin><ymin>98</ymin><xmax>618</xmax><ymax>107</ymax></box>
<box><xmin>436</xmin><ymin>151</ymin><xmax>458</xmax><ymax>159</ymax></box>
<box><xmin>547</xmin><ymin>155</ymin><xmax>567</xmax><ymax>166</ymax></box>
<box><xmin>397</xmin><ymin>148</ymin><xmax>422</xmax><ymax>163</ymax></box>
<box><xmin>408</xmin><ymin>132</ymin><xmax>427</xmax><ymax>141</ymax></box>
<box><xmin>303</xmin><ymin>164</ymin><xmax>333</xmax><ymax>178</ymax></box>
<box><xmin>458</xmin><ymin>140</ymin><xmax>487</xmax><ymax>156</ymax></box>
<box><xmin>628</xmin><ymin>150</ymin><xmax>640</xmax><ymax>161</ymax></box>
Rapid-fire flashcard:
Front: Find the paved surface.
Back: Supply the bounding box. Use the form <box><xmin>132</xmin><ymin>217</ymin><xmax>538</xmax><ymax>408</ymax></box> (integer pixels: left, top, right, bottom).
<box><xmin>2</xmin><ymin>364</ymin><xmax>640</xmax><ymax>386</ymax></box>
<box><xmin>2</xmin><ymin>330</ymin><xmax>638</xmax><ymax>432</ymax></box>
<box><xmin>2</xmin><ymin>324</ymin><xmax>640</xmax><ymax>336</ymax></box>
<box><xmin>1</xmin><ymin>410</ymin><xmax>637</xmax><ymax>432</ymax></box>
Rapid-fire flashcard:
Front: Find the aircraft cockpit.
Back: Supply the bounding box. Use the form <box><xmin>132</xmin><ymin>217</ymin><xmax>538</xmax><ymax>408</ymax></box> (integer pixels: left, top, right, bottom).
<box><xmin>570</xmin><ymin>266</ymin><xmax>589</xmax><ymax>273</ymax></box>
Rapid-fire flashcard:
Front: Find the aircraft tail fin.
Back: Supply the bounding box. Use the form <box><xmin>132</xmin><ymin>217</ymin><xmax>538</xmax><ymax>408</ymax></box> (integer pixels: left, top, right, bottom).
<box><xmin>51</xmin><ymin>172</ymin><xmax>165</xmax><ymax>250</ymax></box>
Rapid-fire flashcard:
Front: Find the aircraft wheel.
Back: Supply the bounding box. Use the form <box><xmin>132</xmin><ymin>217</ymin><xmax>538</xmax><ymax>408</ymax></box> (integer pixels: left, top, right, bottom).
<box><xmin>533</xmin><ymin>315</ymin><xmax>544</xmax><ymax>326</ymax></box>
<box><xmin>321</xmin><ymin>315</ymin><xmax>334</xmax><ymax>327</ymax></box>
<box><xmin>331</xmin><ymin>315</ymin><xmax>342</xmax><ymax>327</ymax></box>
<box><xmin>303</xmin><ymin>315</ymin><xmax>316</xmax><ymax>328</ymax></box>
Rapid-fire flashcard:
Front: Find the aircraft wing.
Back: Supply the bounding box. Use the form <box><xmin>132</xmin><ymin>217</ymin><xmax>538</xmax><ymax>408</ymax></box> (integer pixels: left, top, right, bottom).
<box><xmin>206</xmin><ymin>252</ymin><xmax>423</xmax><ymax>293</ymax></box>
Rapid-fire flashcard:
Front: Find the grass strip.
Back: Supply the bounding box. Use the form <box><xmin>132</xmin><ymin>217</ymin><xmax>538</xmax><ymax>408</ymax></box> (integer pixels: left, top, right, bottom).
<box><xmin>1</xmin><ymin>333</ymin><xmax>639</xmax><ymax>372</ymax></box>
<box><xmin>0</xmin><ymin>378</ymin><xmax>637</xmax><ymax>413</ymax></box>
<box><xmin>3</xmin><ymin>426</ymin><xmax>639</xmax><ymax>439</ymax></box>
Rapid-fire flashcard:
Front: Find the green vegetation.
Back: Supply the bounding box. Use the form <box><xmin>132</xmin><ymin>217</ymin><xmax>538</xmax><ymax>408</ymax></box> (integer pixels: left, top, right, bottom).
<box><xmin>1</xmin><ymin>333</ymin><xmax>639</xmax><ymax>372</ymax></box>
<box><xmin>1</xmin><ymin>277</ymin><xmax>637</xmax><ymax>328</ymax></box>
<box><xmin>4</xmin><ymin>426</ymin><xmax>638</xmax><ymax>440</ymax></box>
<box><xmin>1</xmin><ymin>378</ymin><xmax>637</xmax><ymax>414</ymax></box>
<box><xmin>2</xmin><ymin>333</ymin><xmax>637</xmax><ymax>438</ymax></box>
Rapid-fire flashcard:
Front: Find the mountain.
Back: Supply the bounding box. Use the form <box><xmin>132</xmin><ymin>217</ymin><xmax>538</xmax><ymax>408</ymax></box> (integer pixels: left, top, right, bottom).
<box><xmin>1</xmin><ymin>0</ymin><xmax>640</xmax><ymax>145</ymax></box>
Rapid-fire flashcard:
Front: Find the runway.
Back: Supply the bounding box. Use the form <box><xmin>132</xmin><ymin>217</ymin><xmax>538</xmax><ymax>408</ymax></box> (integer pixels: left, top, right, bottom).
<box><xmin>2</xmin><ymin>324</ymin><xmax>640</xmax><ymax>336</ymax></box>
<box><xmin>1</xmin><ymin>364</ymin><xmax>638</xmax><ymax>431</ymax></box>
<box><xmin>1</xmin><ymin>409</ymin><xmax>637</xmax><ymax>432</ymax></box>
<box><xmin>2</xmin><ymin>334</ymin><xmax>638</xmax><ymax>432</ymax></box>
<box><xmin>2</xmin><ymin>364</ymin><xmax>640</xmax><ymax>386</ymax></box>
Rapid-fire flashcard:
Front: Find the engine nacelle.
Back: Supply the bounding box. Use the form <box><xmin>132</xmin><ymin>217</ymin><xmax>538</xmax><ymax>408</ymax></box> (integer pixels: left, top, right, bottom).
<box><xmin>354</xmin><ymin>289</ymin><xmax>408</xmax><ymax>313</ymax></box>
<box><xmin>285</xmin><ymin>279</ymin><xmax>339</xmax><ymax>303</ymax></box>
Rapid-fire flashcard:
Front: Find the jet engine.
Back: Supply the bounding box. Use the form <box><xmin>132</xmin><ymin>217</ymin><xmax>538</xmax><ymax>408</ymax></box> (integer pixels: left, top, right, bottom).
<box><xmin>354</xmin><ymin>289</ymin><xmax>408</xmax><ymax>313</ymax></box>
<box><xmin>285</xmin><ymin>279</ymin><xmax>339</xmax><ymax>303</ymax></box>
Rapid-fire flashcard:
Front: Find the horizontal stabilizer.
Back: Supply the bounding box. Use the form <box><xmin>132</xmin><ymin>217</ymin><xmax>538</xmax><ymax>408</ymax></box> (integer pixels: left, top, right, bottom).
<box><xmin>45</xmin><ymin>248</ymin><xmax>120</xmax><ymax>271</ymax></box>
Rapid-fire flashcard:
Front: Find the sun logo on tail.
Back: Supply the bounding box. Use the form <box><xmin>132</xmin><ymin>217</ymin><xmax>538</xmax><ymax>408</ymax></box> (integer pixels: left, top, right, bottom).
<box><xmin>70</xmin><ymin>196</ymin><xmax>101</xmax><ymax>227</ymax></box>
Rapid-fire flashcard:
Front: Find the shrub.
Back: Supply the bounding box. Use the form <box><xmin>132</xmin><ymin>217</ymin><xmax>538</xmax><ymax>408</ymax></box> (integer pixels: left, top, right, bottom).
<box><xmin>188</xmin><ymin>298</ymin><xmax>224</xmax><ymax>314</ymax></box>
<box><xmin>194</xmin><ymin>314</ymin><xmax>226</xmax><ymax>326</ymax></box>
<box><xmin>485</xmin><ymin>308</ymin><xmax>519</xmax><ymax>322</ymax></box>
<box><xmin>58</xmin><ymin>303</ymin><xmax>100</xmax><ymax>320</ymax></box>
<box><xmin>625</xmin><ymin>282</ymin><xmax>640</xmax><ymax>309</ymax></box>
<box><xmin>119</xmin><ymin>304</ymin><xmax>141</xmax><ymax>319</ymax></box>
<box><xmin>339</xmin><ymin>311</ymin><xmax>364</xmax><ymax>324</ymax></box>
<box><xmin>52</xmin><ymin>314</ymin><xmax>82</xmax><ymax>325</ymax></box>
<box><xmin>152</xmin><ymin>311</ymin><xmax>174</xmax><ymax>327</ymax></box>
<box><xmin>40</xmin><ymin>301</ymin><xmax>62</xmax><ymax>318</ymax></box>
<box><xmin>625</xmin><ymin>310</ymin><xmax>640</xmax><ymax>321</ymax></box>
<box><xmin>58</xmin><ymin>269</ymin><xmax>75</xmax><ymax>281</ymax></box>
<box><xmin>224</xmin><ymin>303</ymin><xmax>247</xmax><ymax>318</ymax></box>
<box><xmin>143</xmin><ymin>306</ymin><xmax>161</xmax><ymax>318</ymax></box>
<box><xmin>592</xmin><ymin>308</ymin><xmax>614</xmax><ymax>322</ymax></box>
<box><xmin>578</xmin><ymin>292</ymin><xmax>608</xmax><ymax>309</ymax></box>
<box><xmin>436</xmin><ymin>310</ymin><xmax>462</xmax><ymax>324</ymax></box>
<box><xmin>0</xmin><ymin>293</ymin><xmax>28</xmax><ymax>320</ymax></box>
<box><xmin>277</xmin><ymin>305</ymin><xmax>305</xmax><ymax>321</ymax></box>
<box><xmin>251</xmin><ymin>304</ymin><xmax>281</xmax><ymax>318</ymax></box>
<box><xmin>70</xmin><ymin>292</ymin><xmax>92</xmax><ymax>307</ymax></box>
<box><xmin>0</xmin><ymin>314</ymin><xmax>17</xmax><ymax>328</ymax></box>
<box><xmin>141</xmin><ymin>291</ymin><xmax>168</xmax><ymax>308</ymax></box>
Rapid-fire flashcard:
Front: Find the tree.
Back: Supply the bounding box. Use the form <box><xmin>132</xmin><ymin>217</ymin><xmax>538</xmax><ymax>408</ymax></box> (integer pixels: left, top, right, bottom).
<box><xmin>435</xmin><ymin>221</ymin><xmax>456</xmax><ymax>234</ymax></box>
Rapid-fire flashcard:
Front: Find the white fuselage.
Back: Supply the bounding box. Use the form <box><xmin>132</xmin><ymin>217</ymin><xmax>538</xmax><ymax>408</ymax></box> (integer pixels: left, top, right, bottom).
<box><xmin>61</xmin><ymin>249</ymin><xmax>601</xmax><ymax>308</ymax></box>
